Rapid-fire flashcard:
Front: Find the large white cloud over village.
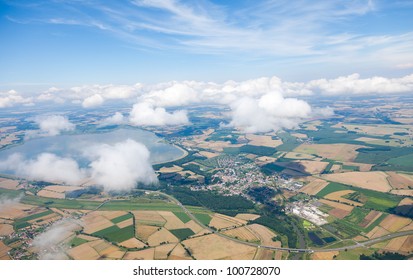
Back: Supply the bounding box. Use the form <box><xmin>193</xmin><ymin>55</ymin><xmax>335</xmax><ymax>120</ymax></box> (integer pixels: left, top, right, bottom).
<box><xmin>32</xmin><ymin>219</ymin><xmax>82</xmax><ymax>260</ymax></box>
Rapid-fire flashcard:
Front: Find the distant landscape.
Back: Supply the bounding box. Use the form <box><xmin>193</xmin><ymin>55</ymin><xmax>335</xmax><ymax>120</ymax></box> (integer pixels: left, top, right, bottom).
<box><xmin>1</xmin><ymin>94</ymin><xmax>412</xmax><ymax>260</ymax></box>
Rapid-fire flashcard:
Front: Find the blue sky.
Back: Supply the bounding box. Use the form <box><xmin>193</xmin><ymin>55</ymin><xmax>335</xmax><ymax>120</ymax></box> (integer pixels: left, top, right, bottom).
<box><xmin>1</xmin><ymin>0</ymin><xmax>413</xmax><ymax>89</ymax></box>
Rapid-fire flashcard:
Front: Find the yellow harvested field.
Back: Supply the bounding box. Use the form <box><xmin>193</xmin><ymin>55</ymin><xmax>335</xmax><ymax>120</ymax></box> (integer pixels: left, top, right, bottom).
<box><xmin>116</xmin><ymin>219</ymin><xmax>133</xmax><ymax>229</ymax></box>
<box><xmin>325</xmin><ymin>190</ymin><xmax>363</xmax><ymax>207</ymax></box>
<box><xmin>168</xmin><ymin>243</ymin><xmax>191</xmax><ymax>260</ymax></box>
<box><xmin>223</xmin><ymin>226</ymin><xmax>260</xmax><ymax>242</ymax></box>
<box><xmin>379</xmin><ymin>215</ymin><xmax>412</xmax><ymax>232</ymax></box>
<box><xmin>399</xmin><ymin>197</ymin><xmax>413</xmax><ymax>207</ymax></box>
<box><xmin>390</xmin><ymin>189</ymin><xmax>413</xmax><ymax>196</ymax></box>
<box><xmin>400</xmin><ymin>236</ymin><xmax>413</xmax><ymax>254</ymax></box>
<box><xmin>158</xmin><ymin>211</ymin><xmax>186</xmax><ymax>230</ymax></box>
<box><xmin>67</xmin><ymin>242</ymin><xmax>100</xmax><ymax>260</ymax></box>
<box><xmin>254</xmin><ymin>248</ymin><xmax>273</xmax><ymax>260</ymax></box>
<box><xmin>0</xmin><ymin>203</ymin><xmax>34</xmax><ymax>219</ymax></box>
<box><xmin>256</xmin><ymin>156</ymin><xmax>277</xmax><ymax>164</ymax></box>
<box><xmin>191</xmin><ymin>228</ymin><xmax>212</xmax><ymax>238</ymax></box>
<box><xmin>284</xmin><ymin>152</ymin><xmax>315</xmax><ymax>160</ymax></box>
<box><xmin>98</xmin><ymin>211</ymin><xmax>128</xmax><ymax>220</ymax></box>
<box><xmin>185</xmin><ymin>220</ymin><xmax>203</xmax><ymax>234</ymax></box>
<box><xmin>0</xmin><ymin>241</ymin><xmax>11</xmax><ymax>259</ymax></box>
<box><xmin>82</xmin><ymin>213</ymin><xmax>114</xmax><ymax>234</ymax></box>
<box><xmin>300</xmin><ymin>179</ymin><xmax>329</xmax><ymax>195</ymax></box>
<box><xmin>342</xmin><ymin>162</ymin><xmax>373</xmax><ymax>172</ymax></box>
<box><xmin>37</xmin><ymin>189</ymin><xmax>65</xmax><ymax>199</ymax></box>
<box><xmin>104</xmin><ymin>250</ymin><xmax>125</xmax><ymax>259</ymax></box>
<box><xmin>159</xmin><ymin>165</ymin><xmax>183</xmax><ymax>173</ymax></box>
<box><xmin>296</xmin><ymin>160</ymin><xmax>329</xmax><ymax>174</ymax></box>
<box><xmin>387</xmin><ymin>172</ymin><xmax>413</xmax><ymax>189</ymax></box>
<box><xmin>322</xmin><ymin>171</ymin><xmax>392</xmax><ymax>192</ymax></box>
<box><xmin>76</xmin><ymin>234</ymin><xmax>99</xmax><ymax>241</ymax></box>
<box><xmin>154</xmin><ymin>243</ymin><xmax>178</xmax><ymax>260</ymax></box>
<box><xmin>43</xmin><ymin>185</ymin><xmax>84</xmax><ymax>193</ymax></box>
<box><xmin>136</xmin><ymin>225</ymin><xmax>159</xmax><ymax>241</ymax></box>
<box><xmin>245</xmin><ymin>134</ymin><xmax>283</xmax><ymax>147</ymax></box>
<box><xmin>235</xmin><ymin>213</ymin><xmax>260</xmax><ymax>221</ymax></box>
<box><xmin>312</xmin><ymin>251</ymin><xmax>339</xmax><ymax>260</ymax></box>
<box><xmin>247</xmin><ymin>224</ymin><xmax>280</xmax><ymax>247</ymax></box>
<box><xmin>147</xmin><ymin>228</ymin><xmax>179</xmax><ymax>246</ymax></box>
<box><xmin>0</xmin><ymin>179</ymin><xmax>20</xmax><ymax>190</ymax></box>
<box><xmin>301</xmin><ymin>121</ymin><xmax>321</xmax><ymax>131</ymax></box>
<box><xmin>199</xmin><ymin>151</ymin><xmax>220</xmax><ymax>158</ymax></box>
<box><xmin>133</xmin><ymin>211</ymin><xmax>166</xmax><ymax>226</ymax></box>
<box><xmin>291</xmin><ymin>133</ymin><xmax>308</xmax><ymax>139</ymax></box>
<box><xmin>123</xmin><ymin>248</ymin><xmax>155</xmax><ymax>260</ymax></box>
<box><xmin>0</xmin><ymin>224</ymin><xmax>14</xmax><ymax>236</ymax></box>
<box><xmin>209</xmin><ymin>214</ymin><xmax>246</xmax><ymax>230</ymax></box>
<box><xmin>330</xmin><ymin>164</ymin><xmax>341</xmax><ymax>172</ymax></box>
<box><xmin>333</xmin><ymin>123</ymin><xmax>412</xmax><ymax>136</ymax></box>
<box><xmin>319</xmin><ymin>199</ymin><xmax>354</xmax><ymax>212</ymax></box>
<box><xmin>294</xmin><ymin>143</ymin><xmax>364</xmax><ymax>161</ymax></box>
<box><xmin>366</xmin><ymin>226</ymin><xmax>390</xmax><ymax>239</ymax></box>
<box><xmin>182</xmin><ymin>234</ymin><xmax>256</xmax><ymax>260</ymax></box>
<box><xmin>119</xmin><ymin>238</ymin><xmax>146</xmax><ymax>249</ymax></box>
<box><xmin>384</xmin><ymin>236</ymin><xmax>409</xmax><ymax>252</ymax></box>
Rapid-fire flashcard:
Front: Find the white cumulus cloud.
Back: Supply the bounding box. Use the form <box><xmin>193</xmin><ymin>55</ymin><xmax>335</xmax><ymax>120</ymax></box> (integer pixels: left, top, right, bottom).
<box><xmin>129</xmin><ymin>102</ymin><xmax>190</xmax><ymax>126</ymax></box>
<box><xmin>31</xmin><ymin>115</ymin><xmax>75</xmax><ymax>137</ymax></box>
<box><xmin>0</xmin><ymin>90</ymin><xmax>32</xmax><ymax>108</ymax></box>
<box><xmin>82</xmin><ymin>93</ymin><xmax>104</xmax><ymax>108</ymax></box>
<box><xmin>99</xmin><ymin>112</ymin><xmax>125</xmax><ymax>126</ymax></box>
<box><xmin>86</xmin><ymin>139</ymin><xmax>158</xmax><ymax>192</ymax></box>
<box><xmin>228</xmin><ymin>92</ymin><xmax>312</xmax><ymax>133</ymax></box>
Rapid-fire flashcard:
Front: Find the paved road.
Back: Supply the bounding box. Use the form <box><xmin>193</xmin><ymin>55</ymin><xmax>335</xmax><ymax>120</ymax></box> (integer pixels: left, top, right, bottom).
<box><xmin>145</xmin><ymin>190</ymin><xmax>413</xmax><ymax>253</ymax></box>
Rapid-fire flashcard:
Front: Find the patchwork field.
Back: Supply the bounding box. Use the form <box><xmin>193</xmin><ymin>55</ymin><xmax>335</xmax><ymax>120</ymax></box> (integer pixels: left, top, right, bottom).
<box><xmin>209</xmin><ymin>214</ymin><xmax>246</xmax><ymax>230</ymax></box>
<box><xmin>0</xmin><ymin>179</ymin><xmax>20</xmax><ymax>190</ymax></box>
<box><xmin>245</xmin><ymin>134</ymin><xmax>283</xmax><ymax>147</ymax></box>
<box><xmin>222</xmin><ymin>226</ymin><xmax>260</xmax><ymax>242</ymax></box>
<box><xmin>325</xmin><ymin>190</ymin><xmax>364</xmax><ymax>207</ymax></box>
<box><xmin>300</xmin><ymin>179</ymin><xmax>329</xmax><ymax>195</ymax></box>
<box><xmin>319</xmin><ymin>199</ymin><xmax>353</xmax><ymax>218</ymax></box>
<box><xmin>182</xmin><ymin>234</ymin><xmax>256</xmax><ymax>260</ymax></box>
<box><xmin>387</xmin><ymin>172</ymin><xmax>413</xmax><ymax>189</ymax></box>
<box><xmin>294</xmin><ymin>143</ymin><xmax>364</xmax><ymax>162</ymax></box>
<box><xmin>322</xmin><ymin>171</ymin><xmax>392</xmax><ymax>192</ymax></box>
<box><xmin>379</xmin><ymin>215</ymin><xmax>412</xmax><ymax>232</ymax></box>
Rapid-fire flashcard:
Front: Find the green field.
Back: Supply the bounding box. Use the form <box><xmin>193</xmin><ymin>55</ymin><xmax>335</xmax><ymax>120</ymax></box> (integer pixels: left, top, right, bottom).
<box><xmin>70</xmin><ymin>237</ymin><xmax>89</xmax><ymax>247</ymax></box>
<box><xmin>316</xmin><ymin>182</ymin><xmax>401</xmax><ymax>212</ymax></box>
<box><xmin>111</xmin><ymin>213</ymin><xmax>133</xmax><ymax>224</ymax></box>
<box><xmin>173</xmin><ymin>211</ymin><xmax>191</xmax><ymax>223</ymax></box>
<box><xmin>193</xmin><ymin>213</ymin><xmax>212</xmax><ymax>225</ymax></box>
<box><xmin>387</xmin><ymin>153</ymin><xmax>413</xmax><ymax>169</ymax></box>
<box><xmin>170</xmin><ymin>228</ymin><xmax>195</xmax><ymax>240</ymax></box>
<box><xmin>92</xmin><ymin>225</ymin><xmax>135</xmax><ymax>243</ymax></box>
<box><xmin>343</xmin><ymin>207</ymin><xmax>370</xmax><ymax>224</ymax></box>
<box><xmin>15</xmin><ymin>209</ymin><xmax>54</xmax><ymax>223</ymax></box>
<box><xmin>315</xmin><ymin>182</ymin><xmax>349</xmax><ymax>197</ymax></box>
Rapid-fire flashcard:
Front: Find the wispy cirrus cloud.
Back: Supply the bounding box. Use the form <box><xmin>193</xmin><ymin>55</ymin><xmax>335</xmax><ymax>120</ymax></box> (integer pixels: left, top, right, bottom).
<box><xmin>5</xmin><ymin>0</ymin><xmax>411</xmax><ymax>63</ymax></box>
